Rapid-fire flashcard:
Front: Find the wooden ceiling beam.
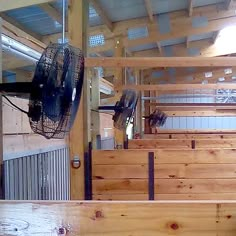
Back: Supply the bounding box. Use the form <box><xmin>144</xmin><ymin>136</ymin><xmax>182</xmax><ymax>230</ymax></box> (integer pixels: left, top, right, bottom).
<box><xmin>42</xmin><ymin>3</ymin><xmax>236</xmax><ymax>54</ymax></box>
<box><xmin>0</xmin><ymin>13</ymin><xmax>41</xmax><ymax>40</ymax></box>
<box><xmin>212</xmin><ymin>30</ymin><xmax>220</xmax><ymax>44</ymax></box>
<box><xmin>89</xmin><ymin>0</ymin><xmax>113</xmax><ymax>32</ymax></box>
<box><xmin>134</xmin><ymin>38</ymin><xmax>236</xmax><ymax>58</ymax></box>
<box><xmin>0</xmin><ymin>0</ymin><xmax>55</xmax><ymax>12</ymax></box>
<box><xmin>144</xmin><ymin>0</ymin><xmax>154</xmax><ymax>22</ymax></box>
<box><xmin>121</xmin><ymin>83</ymin><xmax>236</xmax><ymax>91</ymax></box>
<box><xmin>2</xmin><ymin>18</ymin><xmax>45</xmax><ymax>51</ymax></box>
<box><xmin>188</xmin><ymin>0</ymin><xmax>193</xmax><ymax>16</ymax></box>
<box><xmin>85</xmin><ymin>57</ymin><xmax>236</xmax><ymax>68</ymax></box>
<box><xmin>39</xmin><ymin>3</ymin><xmax>62</xmax><ymax>24</ymax></box>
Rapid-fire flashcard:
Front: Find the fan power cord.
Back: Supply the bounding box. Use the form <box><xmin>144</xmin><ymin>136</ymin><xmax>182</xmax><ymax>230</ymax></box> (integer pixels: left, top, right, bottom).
<box><xmin>2</xmin><ymin>95</ymin><xmax>29</xmax><ymax>115</ymax></box>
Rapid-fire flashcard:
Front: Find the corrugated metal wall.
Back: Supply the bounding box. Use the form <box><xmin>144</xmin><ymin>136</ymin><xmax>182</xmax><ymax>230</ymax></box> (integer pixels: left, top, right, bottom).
<box><xmin>101</xmin><ymin>137</ymin><xmax>114</xmax><ymax>149</ymax></box>
<box><xmin>4</xmin><ymin>147</ymin><xmax>70</xmax><ymax>200</ymax></box>
<box><xmin>157</xmin><ymin>92</ymin><xmax>236</xmax><ymax>129</ymax></box>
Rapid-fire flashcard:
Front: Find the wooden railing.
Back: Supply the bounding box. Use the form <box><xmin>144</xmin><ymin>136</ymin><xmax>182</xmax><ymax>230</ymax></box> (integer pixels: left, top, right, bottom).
<box><xmin>2</xmin><ymin>200</ymin><xmax>236</xmax><ymax>235</ymax></box>
<box><xmin>128</xmin><ymin>139</ymin><xmax>236</xmax><ymax>149</ymax></box>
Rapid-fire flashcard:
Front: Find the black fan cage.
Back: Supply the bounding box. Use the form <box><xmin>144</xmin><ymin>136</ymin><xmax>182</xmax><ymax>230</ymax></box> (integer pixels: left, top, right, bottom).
<box><xmin>113</xmin><ymin>90</ymin><xmax>138</xmax><ymax>130</ymax></box>
<box><xmin>29</xmin><ymin>43</ymin><xmax>84</xmax><ymax>139</ymax></box>
<box><xmin>149</xmin><ymin>109</ymin><xmax>167</xmax><ymax>128</ymax></box>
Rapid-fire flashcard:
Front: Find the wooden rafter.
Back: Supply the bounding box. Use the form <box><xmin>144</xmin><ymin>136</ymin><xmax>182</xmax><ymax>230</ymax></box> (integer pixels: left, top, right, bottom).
<box><xmin>85</xmin><ymin>57</ymin><xmax>236</xmax><ymax>68</ymax></box>
<box><xmin>133</xmin><ymin>38</ymin><xmax>236</xmax><ymax>58</ymax></box>
<box><xmin>39</xmin><ymin>3</ymin><xmax>62</xmax><ymax>24</ymax></box>
<box><xmin>188</xmin><ymin>0</ymin><xmax>193</xmax><ymax>16</ymax></box>
<box><xmin>156</xmin><ymin>42</ymin><xmax>162</xmax><ymax>54</ymax></box>
<box><xmin>89</xmin><ymin>0</ymin><xmax>113</xmax><ymax>32</ymax></box>
<box><xmin>144</xmin><ymin>0</ymin><xmax>154</xmax><ymax>22</ymax></box>
<box><xmin>2</xmin><ymin>19</ymin><xmax>45</xmax><ymax>51</ymax></box>
<box><xmin>186</xmin><ymin>37</ymin><xmax>190</xmax><ymax>48</ymax></box>
<box><xmin>0</xmin><ymin>13</ymin><xmax>41</xmax><ymax>40</ymax></box>
<box><xmin>0</xmin><ymin>0</ymin><xmax>54</xmax><ymax>12</ymax></box>
<box><xmin>42</xmin><ymin>3</ymin><xmax>236</xmax><ymax>52</ymax></box>
<box><xmin>212</xmin><ymin>30</ymin><xmax>220</xmax><ymax>44</ymax></box>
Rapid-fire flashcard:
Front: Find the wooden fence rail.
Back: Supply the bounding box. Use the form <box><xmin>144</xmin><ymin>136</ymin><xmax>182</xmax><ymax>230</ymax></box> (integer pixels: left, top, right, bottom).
<box><xmin>2</xmin><ymin>200</ymin><xmax>236</xmax><ymax>235</ymax></box>
<box><xmin>128</xmin><ymin>139</ymin><xmax>236</xmax><ymax>149</ymax></box>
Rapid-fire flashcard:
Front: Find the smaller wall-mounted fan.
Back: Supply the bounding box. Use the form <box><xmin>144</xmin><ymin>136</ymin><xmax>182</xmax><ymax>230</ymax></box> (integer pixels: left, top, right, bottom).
<box><xmin>99</xmin><ymin>90</ymin><xmax>139</xmax><ymax>130</ymax></box>
<box><xmin>1</xmin><ymin>43</ymin><xmax>84</xmax><ymax>139</ymax></box>
<box><xmin>144</xmin><ymin>109</ymin><xmax>167</xmax><ymax>128</ymax></box>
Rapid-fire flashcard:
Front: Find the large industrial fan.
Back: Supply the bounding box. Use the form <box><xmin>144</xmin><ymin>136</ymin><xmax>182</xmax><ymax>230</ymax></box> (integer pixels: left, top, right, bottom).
<box><xmin>1</xmin><ymin>43</ymin><xmax>84</xmax><ymax>139</ymax></box>
<box><xmin>99</xmin><ymin>90</ymin><xmax>139</xmax><ymax>130</ymax></box>
<box><xmin>144</xmin><ymin>109</ymin><xmax>167</xmax><ymax>128</ymax></box>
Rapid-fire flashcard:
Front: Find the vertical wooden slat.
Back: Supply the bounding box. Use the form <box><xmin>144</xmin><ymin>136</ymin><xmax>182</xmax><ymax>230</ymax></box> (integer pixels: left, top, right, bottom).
<box><xmin>84</xmin><ymin>142</ymin><xmax>92</xmax><ymax>200</ymax></box>
<box><xmin>69</xmin><ymin>0</ymin><xmax>89</xmax><ymax>200</ymax></box>
<box><xmin>91</xmin><ymin>69</ymin><xmax>101</xmax><ymax>149</ymax></box>
<box><xmin>114</xmin><ymin>37</ymin><xmax>125</xmax><ymax>148</ymax></box>
<box><xmin>148</xmin><ymin>152</ymin><xmax>155</xmax><ymax>200</ymax></box>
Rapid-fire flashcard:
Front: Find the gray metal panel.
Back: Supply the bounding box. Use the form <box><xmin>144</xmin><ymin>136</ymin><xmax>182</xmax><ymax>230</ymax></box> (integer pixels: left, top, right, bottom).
<box><xmin>98</xmin><ymin>0</ymin><xmax>147</xmax><ymax>22</ymax></box>
<box><xmin>5</xmin><ymin>6</ymin><xmax>62</xmax><ymax>36</ymax></box>
<box><xmin>4</xmin><ymin>147</ymin><xmax>70</xmax><ymax>200</ymax></box>
<box><xmin>189</xmin><ymin>32</ymin><xmax>214</xmax><ymax>42</ymax></box>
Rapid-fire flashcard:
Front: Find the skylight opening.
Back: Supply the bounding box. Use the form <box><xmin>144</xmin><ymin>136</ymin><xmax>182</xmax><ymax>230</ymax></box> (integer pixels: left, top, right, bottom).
<box><xmin>215</xmin><ymin>25</ymin><xmax>236</xmax><ymax>47</ymax></box>
<box><xmin>89</xmin><ymin>34</ymin><xmax>105</xmax><ymax>47</ymax></box>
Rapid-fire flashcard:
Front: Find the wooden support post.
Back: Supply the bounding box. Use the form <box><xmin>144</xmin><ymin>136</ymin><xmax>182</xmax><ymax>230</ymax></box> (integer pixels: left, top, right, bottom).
<box><xmin>68</xmin><ymin>0</ymin><xmax>89</xmax><ymax>200</ymax></box>
<box><xmin>91</xmin><ymin>69</ymin><xmax>101</xmax><ymax>149</ymax></box>
<box><xmin>0</xmin><ymin>17</ymin><xmax>3</xmax><ymax>199</ymax></box>
<box><xmin>144</xmin><ymin>90</ymin><xmax>151</xmax><ymax>134</ymax></box>
<box><xmin>134</xmin><ymin>69</ymin><xmax>142</xmax><ymax>137</ymax></box>
<box><xmin>148</xmin><ymin>151</ymin><xmax>155</xmax><ymax>200</ymax></box>
<box><xmin>114</xmin><ymin>37</ymin><xmax>125</xmax><ymax>148</ymax></box>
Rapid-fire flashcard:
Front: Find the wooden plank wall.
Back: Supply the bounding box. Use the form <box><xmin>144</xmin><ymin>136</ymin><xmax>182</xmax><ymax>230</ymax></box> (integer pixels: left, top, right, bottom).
<box><xmin>92</xmin><ymin>149</ymin><xmax>236</xmax><ymax>200</ymax></box>
<box><xmin>128</xmin><ymin>139</ymin><xmax>236</xmax><ymax>149</ymax></box>
<box><xmin>2</xmin><ymin>200</ymin><xmax>236</xmax><ymax>235</ymax></box>
<box><xmin>2</xmin><ymin>96</ymin><xmax>67</xmax><ymax>160</ymax></box>
<box><xmin>143</xmin><ymin>133</ymin><xmax>236</xmax><ymax>139</ymax></box>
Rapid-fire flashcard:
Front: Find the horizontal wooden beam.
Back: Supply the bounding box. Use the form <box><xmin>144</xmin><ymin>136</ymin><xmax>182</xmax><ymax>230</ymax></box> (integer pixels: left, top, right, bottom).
<box><xmin>143</xmin><ymin>133</ymin><xmax>236</xmax><ymax>139</ymax></box>
<box><xmin>128</xmin><ymin>138</ymin><xmax>236</xmax><ymax>149</ymax></box>
<box><xmin>85</xmin><ymin>57</ymin><xmax>236</xmax><ymax>68</ymax></box>
<box><xmin>3</xmin><ymin>134</ymin><xmax>66</xmax><ymax>160</ymax></box>
<box><xmin>2</xmin><ymin>200</ymin><xmax>236</xmax><ymax>235</ymax></box>
<box><xmin>121</xmin><ymin>83</ymin><xmax>236</xmax><ymax>91</ymax></box>
<box><xmin>0</xmin><ymin>0</ymin><xmax>54</xmax><ymax>12</ymax></box>
<box><xmin>151</xmin><ymin>129</ymin><xmax>236</xmax><ymax>134</ymax></box>
<box><xmin>164</xmin><ymin>110</ymin><xmax>236</xmax><ymax>117</ymax></box>
<box><xmin>147</xmin><ymin>103</ymin><xmax>236</xmax><ymax>110</ymax></box>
